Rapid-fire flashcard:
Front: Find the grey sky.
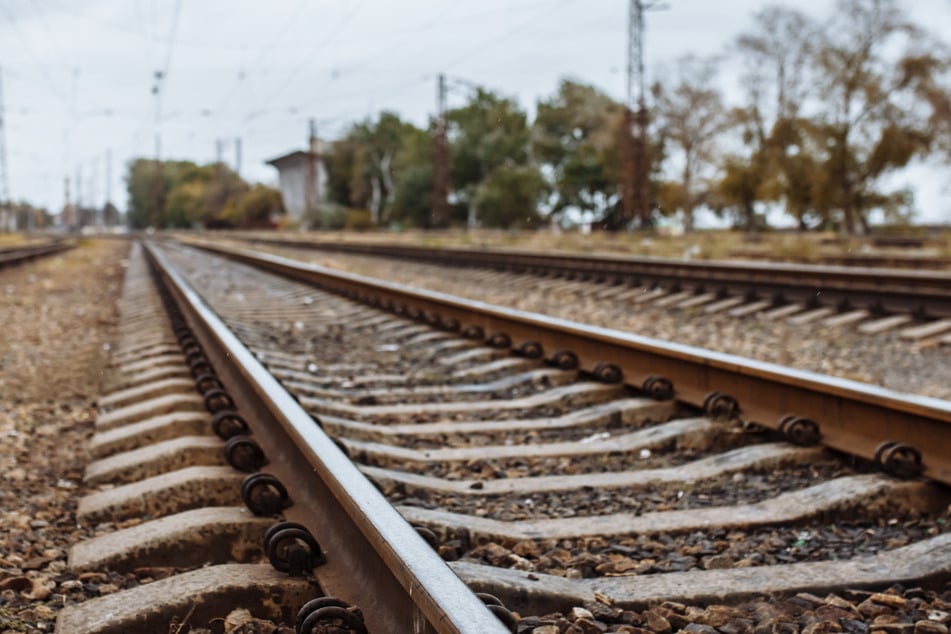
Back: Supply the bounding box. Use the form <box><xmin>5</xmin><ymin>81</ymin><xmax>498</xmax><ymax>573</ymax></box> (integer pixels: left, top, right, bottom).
<box><xmin>1</xmin><ymin>0</ymin><xmax>948</xmax><ymax>222</ymax></box>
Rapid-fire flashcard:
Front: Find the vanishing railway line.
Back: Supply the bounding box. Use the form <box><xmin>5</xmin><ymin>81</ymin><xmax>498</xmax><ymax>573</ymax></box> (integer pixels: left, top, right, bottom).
<box><xmin>239</xmin><ymin>237</ymin><xmax>951</xmax><ymax>328</ymax></box>
<box><xmin>58</xmin><ymin>239</ymin><xmax>951</xmax><ymax>633</ymax></box>
<box><xmin>0</xmin><ymin>239</ymin><xmax>71</xmax><ymax>269</ymax></box>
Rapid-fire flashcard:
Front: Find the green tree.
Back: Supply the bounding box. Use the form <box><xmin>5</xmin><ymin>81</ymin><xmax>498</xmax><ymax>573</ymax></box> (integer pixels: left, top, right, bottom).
<box><xmin>388</xmin><ymin>122</ymin><xmax>433</xmax><ymax>228</ymax></box>
<box><xmin>325</xmin><ymin>113</ymin><xmax>432</xmax><ymax>227</ymax></box>
<box><xmin>126</xmin><ymin>159</ymin><xmax>210</xmax><ymax>228</ymax></box>
<box><xmin>127</xmin><ymin>158</ymin><xmax>262</xmax><ymax>229</ymax></box>
<box><xmin>126</xmin><ymin>159</ymin><xmax>164</xmax><ymax>229</ymax></box>
<box><xmin>164</xmin><ymin>179</ymin><xmax>207</xmax><ymax>228</ymax></box>
<box><xmin>533</xmin><ymin>80</ymin><xmax>624</xmax><ymax>223</ymax></box>
<box><xmin>218</xmin><ymin>183</ymin><xmax>284</xmax><ymax>228</ymax></box>
<box><xmin>325</xmin><ymin>139</ymin><xmax>360</xmax><ymax>210</ymax></box>
<box><xmin>449</xmin><ymin>88</ymin><xmax>543</xmax><ymax>228</ymax></box>
<box><xmin>473</xmin><ymin>164</ymin><xmax>545</xmax><ymax>229</ymax></box>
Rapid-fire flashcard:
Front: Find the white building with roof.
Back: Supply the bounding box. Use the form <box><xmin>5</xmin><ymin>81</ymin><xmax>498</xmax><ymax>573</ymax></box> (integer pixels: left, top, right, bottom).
<box><xmin>265</xmin><ymin>133</ymin><xmax>330</xmax><ymax>228</ymax></box>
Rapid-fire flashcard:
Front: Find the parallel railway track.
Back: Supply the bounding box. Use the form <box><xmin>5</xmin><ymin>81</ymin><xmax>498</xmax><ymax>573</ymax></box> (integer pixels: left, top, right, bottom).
<box><xmin>58</xmin><ymin>238</ymin><xmax>951</xmax><ymax>633</ymax></box>
<box><xmin>238</xmin><ymin>237</ymin><xmax>951</xmax><ymax>322</ymax></box>
<box><xmin>0</xmin><ymin>240</ymin><xmax>72</xmax><ymax>269</ymax></box>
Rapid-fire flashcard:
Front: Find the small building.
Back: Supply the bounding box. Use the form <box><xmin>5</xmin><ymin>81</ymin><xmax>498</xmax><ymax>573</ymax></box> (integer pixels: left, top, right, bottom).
<box><xmin>265</xmin><ymin>137</ymin><xmax>329</xmax><ymax>228</ymax></box>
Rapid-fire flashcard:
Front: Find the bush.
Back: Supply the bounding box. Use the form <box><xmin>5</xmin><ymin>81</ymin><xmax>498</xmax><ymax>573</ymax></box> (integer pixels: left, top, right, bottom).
<box><xmin>344</xmin><ymin>208</ymin><xmax>374</xmax><ymax>231</ymax></box>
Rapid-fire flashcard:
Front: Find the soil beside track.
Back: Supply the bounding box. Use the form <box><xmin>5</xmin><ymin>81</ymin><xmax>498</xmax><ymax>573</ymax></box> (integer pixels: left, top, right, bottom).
<box><xmin>0</xmin><ymin>241</ymin><xmax>127</xmax><ymax>633</ymax></box>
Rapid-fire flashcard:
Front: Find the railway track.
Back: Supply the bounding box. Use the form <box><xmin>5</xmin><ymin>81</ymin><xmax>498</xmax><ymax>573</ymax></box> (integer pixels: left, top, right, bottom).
<box><xmin>237</xmin><ymin>237</ymin><xmax>951</xmax><ymax>330</ymax></box>
<box><xmin>58</xmin><ymin>239</ymin><xmax>951</xmax><ymax>633</ymax></box>
<box><xmin>0</xmin><ymin>239</ymin><xmax>72</xmax><ymax>269</ymax></box>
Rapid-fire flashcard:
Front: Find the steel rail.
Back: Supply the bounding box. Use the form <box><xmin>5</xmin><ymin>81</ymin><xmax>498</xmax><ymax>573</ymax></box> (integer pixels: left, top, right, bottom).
<box><xmin>0</xmin><ymin>240</ymin><xmax>72</xmax><ymax>268</ymax></box>
<box><xmin>144</xmin><ymin>242</ymin><xmax>510</xmax><ymax>634</ymax></box>
<box><xmin>727</xmin><ymin>250</ymin><xmax>951</xmax><ymax>270</ymax></box>
<box><xmin>242</xmin><ymin>237</ymin><xmax>951</xmax><ymax>318</ymax></box>
<box><xmin>188</xmin><ymin>239</ymin><xmax>951</xmax><ymax>486</ymax></box>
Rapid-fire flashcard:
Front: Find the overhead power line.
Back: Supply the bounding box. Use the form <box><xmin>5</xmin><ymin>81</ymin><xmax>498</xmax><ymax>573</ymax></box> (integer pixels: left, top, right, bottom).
<box><xmin>213</xmin><ymin>0</ymin><xmax>312</xmax><ymax>116</ymax></box>
<box><xmin>0</xmin><ymin>4</ymin><xmax>70</xmax><ymax>109</ymax></box>
<box><xmin>253</xmin><ymin>0</ymin><xmax>371</xmax><ymax>112</ymax></box>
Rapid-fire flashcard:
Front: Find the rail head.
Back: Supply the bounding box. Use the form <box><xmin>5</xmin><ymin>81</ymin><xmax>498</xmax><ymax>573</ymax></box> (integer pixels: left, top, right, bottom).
<box><xmin>145</xmin><ymin>241</ymin><xmax>510</xmax><ymax>634</ymax></box>
<box><xmin>187</xmin><ymin>239</ymin><xmax>951</xmax><ymax>486</ymax></box>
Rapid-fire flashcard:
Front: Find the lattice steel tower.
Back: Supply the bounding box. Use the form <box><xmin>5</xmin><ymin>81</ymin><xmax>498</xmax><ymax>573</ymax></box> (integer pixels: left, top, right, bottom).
<box><xmin>0</xmin><ymin>67</ymin><xmax>11</xmax><ymax>230</ymax></box>
<box><xmin>623</xmin><ymin>1</ymin><xmax>664</xmax><ymax>228</ymax></box>
<box><xmin>430</xmin><ymin>73</ymin><xmax>450</xmax><ymax>229</ymax></box>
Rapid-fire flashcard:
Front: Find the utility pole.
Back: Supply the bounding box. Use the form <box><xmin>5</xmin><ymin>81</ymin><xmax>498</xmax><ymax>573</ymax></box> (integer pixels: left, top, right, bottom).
<box><xmin>430</xmin><ymin>73</ymin><xmax>450</xmax><ymax>229</ymax></box>
<box><xmin>63</xmin><ymin>176</ymin><xmax>70</xmax><ymax>228</ymax></box>
<box><xmin>150</xmin><ymin>70</ymin><xmax>165</xmax><ymax>228</ymax></box>
<box><xmin>306</xmin><ymin>119</ymin><xmax>320</xmax><ymax>229</ymax></box>
<box><xmin>234</xmin><ymin>137</ymin><xmax>242</xmax><ymax>177</ymax></box>
<box><xmin>215</xmin><ymin>139</ymin><xmax>224</xmax><ymax>190</ymax></box>
<box><xmin>623</xmin><ymin>1</ymin><xmax>665</xmax><ymax>229</ymax></box>
<box><xmin>75</xmin><ymin>165</ymin><xmax>83</xmax><ymax>219</ymax></box>
<box><xmin>105</xmin><ymin>149</ymin><xmax>112</xmax><ymax>226</ymax></box>
<box><xmin>0</xmin><ymin>67</ymin><xmax>11</xmax><ymax>232</ymax></box>
<box><xmin>91</xmin><ymin>157</ymin><xmax>100</xmax><ymax>228</ymax></box>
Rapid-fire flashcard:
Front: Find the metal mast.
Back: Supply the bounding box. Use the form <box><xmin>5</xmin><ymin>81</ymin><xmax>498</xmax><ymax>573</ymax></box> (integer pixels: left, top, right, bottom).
<box><xmin>234</xmin><ymin>137</ymin><xmax>242</xmax><ymax>177</ymax></box>
<box><xmin>306</xmin><ymin>118</ymin><xmax>320</xmax><ymax>228</ymax></box>
<box><xmin>0</xmin><ymin>67</ymin><xmax>11</xmax><ymax>231</ymax></box>
<box><xmin>623</xmin><ymin>1</ymin><xmax>663</xmax><ymax>229</ymax></box>
<box><xmin>430</xmin><ymin>73</ymin><xmax>450</xmax><ymax>228</ymax></box>
<box><xmin>150</xmin><ymin>70</ymin><xmax>165</xmax><ymax>228</ymax></box>
<box><xmin>105</xmin><ymin>148</ymin><xmax>112</xmax><ymax>225</ymax></box>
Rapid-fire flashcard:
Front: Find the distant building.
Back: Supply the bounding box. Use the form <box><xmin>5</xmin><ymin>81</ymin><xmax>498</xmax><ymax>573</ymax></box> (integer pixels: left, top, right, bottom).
<box><xmin>59</xmin><ymin>203</ymin><xmax>79</xmax><ymax>230</ymax></box>
<box><xmin>0</xmin><ymin>206</ymin><xmax>13</xmax><ymax>232</ymax></box>
<box><xmin>266</xmin><ymin>137</ymin><xmax>329</xmax><ymax>228</ymax></box>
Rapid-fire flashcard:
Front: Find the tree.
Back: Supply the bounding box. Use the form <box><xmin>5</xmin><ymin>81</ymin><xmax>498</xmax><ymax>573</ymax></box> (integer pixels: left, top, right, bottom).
<box><xmin>349</xmin><ymin>114</ymin><xmax>396</xmax><ymax>224</ymax></box>
<box><xmin>810</xmin><ymin>0</ymin><xmax>949</xmax><ymax>233</ymax></box>
<box><xmin>473</xmin><ymin>164</ymin><xmax>545</xmax><ymax>229</ymax></box>
<box><xmin>325</xmin><ymin>139</ymin><xmax>360</xmax><ymax>211</ymax></box>
<box><xmin>533</xmin><ymin>80</ymin><xmax>624</xmax><ymax>223</ymax></box>
<box><xmin>164</xmin><ymin>179</ymin><xmax>207</xmax><ymax>228</ymax></box>
<box><xmin>324</xmin><ymin>113</ymin><xmax>432</xmax><ymax>227</ymax></box>
<box><xmin>219</xmin><ymin>183</ymin><xmax>284</xmax><ymax>228</ymax></box>
<box><xmin>159</xmin><ymin>163</ymin><xmax>247</xmax><ymax>228</ymax></box>
<box><xmin>126</xmin><ymin>158</ymin><xmax>272</xmax><ymax>229</ymax></box>
<box><xmin>726</xmin><ymin>6</ymin><xmax>820</xmax><ymax>231</ymax></box>
<box><xmin>126</xmin><ymin>159</ymin><xmax>163</xmax><ymax>229</ymax></box>
<box><xmin>652</xmin><ymin>56</ymin><xmax>732</xmax><ymax>232</ymax></box>
<box><xmin>449</xmin><ymin>88</ymin><xmax>543</xmax><ymax>228</ymax></box>
<box><xmin>737</xmin><ymin>6</ymin><xmax>815</xmax><ymax>140</ymax></box>
<box><xmin>388</xmin><ymin>123</ymin><xmax>433</xmax><ymax>227</ymax></box>
<box><xmin>714</xmin><ymin>150</ymin><xmax>769</xmax><ymax>232</ymax></box>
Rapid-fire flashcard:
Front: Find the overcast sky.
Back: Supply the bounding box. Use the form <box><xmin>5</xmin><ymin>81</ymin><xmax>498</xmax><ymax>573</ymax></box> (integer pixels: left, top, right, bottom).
<box><xmin>0</xmin><ymin>0</ymin><xmax>948</xmax><ymax>222</ymax></box>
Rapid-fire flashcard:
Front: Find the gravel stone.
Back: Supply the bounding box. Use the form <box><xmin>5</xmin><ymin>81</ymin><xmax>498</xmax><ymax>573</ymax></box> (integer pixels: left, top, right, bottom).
<box><xmin>0</xmin><ymin>241</ymin><xmax>130</xmax><ymax>632</ymax></box>
<box><xmin>255</xmin><ymin>245</ymin><xmax>950</xmax><ymax>400</ymax></box>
